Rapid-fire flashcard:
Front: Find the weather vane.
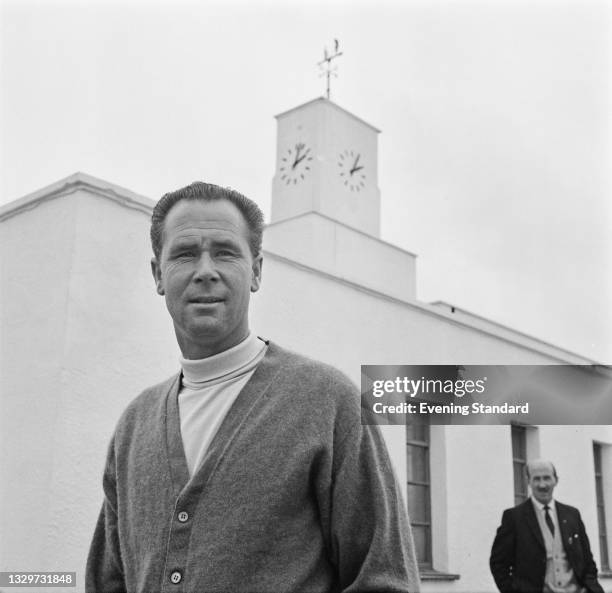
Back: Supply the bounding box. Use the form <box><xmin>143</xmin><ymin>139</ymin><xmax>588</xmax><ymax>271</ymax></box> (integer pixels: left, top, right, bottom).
<box><xmin>318</xmin><ymin>39</ymin><xmax>343</xmax><ymax>100</ymax></box>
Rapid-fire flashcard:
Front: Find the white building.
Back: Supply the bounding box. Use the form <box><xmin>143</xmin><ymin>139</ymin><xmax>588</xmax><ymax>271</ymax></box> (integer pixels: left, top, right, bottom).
<box><xmin>1</xmin><ymin>97</ymin><xmax>611</xmax><ymax>592</ymax></box>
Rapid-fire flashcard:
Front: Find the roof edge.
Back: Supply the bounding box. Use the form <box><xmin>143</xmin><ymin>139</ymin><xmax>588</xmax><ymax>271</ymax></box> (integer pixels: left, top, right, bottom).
<box><xmin>264</xmin><ymin>251</ymin><xmax>607</xmax><ymax>367</ymax></box>
<box><xmin>265</xmin><ymin>211</ymin><xmax>418</xmax><ymax>258</ymax></box>
<box><xmin>275</xmin><ymin>97</ymin><xmax>381</xmax><ymax>133</ymax></box>
<box><xmin>429</xmin><ymin>300</ymin><xmax>607</xmax><ymax>366</ymax></box>
<box><xmin>0</xmin><ymin>172</ymin><xmax>155</xmax><ymax>222</ymax></box>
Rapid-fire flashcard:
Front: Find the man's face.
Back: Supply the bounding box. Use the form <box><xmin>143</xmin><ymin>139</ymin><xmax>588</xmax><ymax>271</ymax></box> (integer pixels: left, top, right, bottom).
<box><xmin>151</xmin><ymin>199</ymin><xmax>262</xmax><ymax>359</ymax></box>
<box><xmin>528</xmin><ymin>462</ymin><xmax>558</xmax><ymax>504</ymax></box>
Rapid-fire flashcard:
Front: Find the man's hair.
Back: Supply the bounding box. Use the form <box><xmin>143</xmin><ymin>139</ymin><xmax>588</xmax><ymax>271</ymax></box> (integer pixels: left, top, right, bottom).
<box><xmin>150</xmin><ymin>182</ymin><xmax>264</xmax><ymax>260</ymax></box>
<box><xmin>525</xmin><ymin>460</ymin><xmax>558</xmax><ymax>480</ymax></box>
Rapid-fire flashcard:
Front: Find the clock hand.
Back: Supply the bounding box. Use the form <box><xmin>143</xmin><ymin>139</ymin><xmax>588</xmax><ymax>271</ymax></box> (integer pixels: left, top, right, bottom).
<box><xmin>293</xmin><ymin>148</ymin><xmax>310</xmax><ymax>169</ymax></box>
<box><xmin>292</xmin><ymin>144</ymin><xmax>305</xmax><ymax>169</ymax></box>
<box><xmin>349</xmin><ymin>154</ymin><xmax>362</xmax><ymax>175</ymax></box>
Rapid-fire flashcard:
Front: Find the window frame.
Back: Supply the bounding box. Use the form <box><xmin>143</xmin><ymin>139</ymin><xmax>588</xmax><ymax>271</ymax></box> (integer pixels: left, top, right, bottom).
<box><xmin>511</xmin><ymin>424</ymin><xmax>529</xmax><ymax>505</ymax></box>
<box><xmin>593</xmin><ymin>442</ymin><xmax>610</xmax><ymax>571</ymax></box>
<box><xmin>406</xmin><ymin>415</ymin><xmax>432</xmax><ymax>568</ymax></box>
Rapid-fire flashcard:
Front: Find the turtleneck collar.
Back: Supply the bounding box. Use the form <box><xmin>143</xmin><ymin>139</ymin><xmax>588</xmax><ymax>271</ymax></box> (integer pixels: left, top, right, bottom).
<box><xmin>180</xmin><ymin>333</ymin><xmax>266</xmax><ymax>388</ymax></box>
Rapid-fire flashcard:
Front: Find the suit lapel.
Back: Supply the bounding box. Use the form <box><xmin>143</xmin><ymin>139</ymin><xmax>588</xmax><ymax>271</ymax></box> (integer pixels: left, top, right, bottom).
<box><xmin>523</xmin><ymin>499</ymin><xmax>546</xmax><ymax>551</ymax></box>
<box><xmin>556</xmin><ymin>501</ymin><xmax>572</xmax><ymax>553</ymax></box>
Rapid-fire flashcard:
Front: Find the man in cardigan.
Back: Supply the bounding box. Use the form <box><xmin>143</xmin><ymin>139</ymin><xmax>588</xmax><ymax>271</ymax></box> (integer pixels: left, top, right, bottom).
<box><xmin>86</xmin><ymin>182</ymin><xmax>420</xmax><ymax>593</ymax></box>
<box><xmin>490</xmin><ymin>459</ymin><xmax>604</xmax><ymax>593</ymax></box>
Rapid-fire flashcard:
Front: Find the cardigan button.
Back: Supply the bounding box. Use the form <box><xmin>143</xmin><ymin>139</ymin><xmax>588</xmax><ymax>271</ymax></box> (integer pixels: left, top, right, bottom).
<box><xmin>170</xmin><ymin>571</ymin><xmax>182</xmax><ymax>584</ymax></box>
<box><xmin>178</xmin><ymin>511</ymin><xmax>189</xmax><ymax>523</ymax></box>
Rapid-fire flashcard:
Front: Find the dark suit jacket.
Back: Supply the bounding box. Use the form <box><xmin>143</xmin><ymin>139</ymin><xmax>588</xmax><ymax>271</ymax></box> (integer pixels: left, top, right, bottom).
<box><xmin>490</xmin><ymin>499</ymin><xmax>604</xmax><ymax>593</ymax></box>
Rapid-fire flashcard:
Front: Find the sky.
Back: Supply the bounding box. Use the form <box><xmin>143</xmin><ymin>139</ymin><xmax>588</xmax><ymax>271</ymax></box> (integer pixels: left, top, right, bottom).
<box><xmin>1</xmin><ymin>0</ymin><xmax>610</xmax><ymax>362</ymax></box>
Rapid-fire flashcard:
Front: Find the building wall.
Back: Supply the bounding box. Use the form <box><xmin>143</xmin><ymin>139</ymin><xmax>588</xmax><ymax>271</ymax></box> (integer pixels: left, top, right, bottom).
<box><xmin>1</xmin><ymin>184</ymin><xmax>610</xmax><ymax>592</ymax></box>
<box><xmin>1</xmin><ymin>190</ymin><xmax>178</xmax><ymax>585</ymax></box>
<box><xmin>439</xmin><ymin>424</ymin><xmax>612</xmax><ymax>593</ymax></box>
<box><xmin>1</xmin><ymin>194</ymin><xmax>78</xmax><ymax>571</ymax></box>
<box><xmin>251</xmin><ymin>251</ymin><xmax>612</xmax><ymax>592</ymax></box>
<box><xmin>264</xmin><ymin>213</ymin><xmax>417</xmax><ymax>301</ymax></box>
<box><xmin>251</xmin><ymin>252</ymin><xmax>566</xmax><ymax>369</ymax></box>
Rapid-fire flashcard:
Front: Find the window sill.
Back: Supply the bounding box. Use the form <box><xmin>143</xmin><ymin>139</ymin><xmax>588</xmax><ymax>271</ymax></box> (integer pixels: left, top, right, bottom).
<box><xmin>599</xmin><ymin>571</ymin><xmax>612</xmax><ymax>579</ymax></box>
<box><xmin>419</xmin><ymin>569</ymin><xmax>461</xmax><ymax>581</ymax></box>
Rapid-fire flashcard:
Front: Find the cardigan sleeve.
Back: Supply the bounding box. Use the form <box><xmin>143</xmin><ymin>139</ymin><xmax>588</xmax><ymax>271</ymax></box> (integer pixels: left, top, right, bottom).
<box><xmin>85</xmin><ymin>437</ymin><xmax>126</xmax><ymax>593</ymax></box>
<box><xmin>329</xmin><ymin>421</ymin><xmax>421</xmax><ymax>592</ymax></box>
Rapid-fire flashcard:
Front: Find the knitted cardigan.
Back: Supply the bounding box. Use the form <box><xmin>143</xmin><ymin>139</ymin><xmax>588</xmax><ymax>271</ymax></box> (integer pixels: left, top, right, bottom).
<box><xmin>86</xmin><ymin>342</ymin><xmax>420</xmax><ymax>593</ymax></box>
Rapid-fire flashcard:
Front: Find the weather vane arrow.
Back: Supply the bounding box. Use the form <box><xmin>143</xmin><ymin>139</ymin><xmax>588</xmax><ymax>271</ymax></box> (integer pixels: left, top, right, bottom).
<box><xmin>318</xmin><ymin>39</ymin><xmax>343</xmax><ymax>100</ymax></box>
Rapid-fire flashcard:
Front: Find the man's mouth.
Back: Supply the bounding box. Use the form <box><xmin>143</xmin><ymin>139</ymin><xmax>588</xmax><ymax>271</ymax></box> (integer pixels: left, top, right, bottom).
<box><xmin>189</xmin><ymin>296</ymin><xmax>224</xmax><ymax>304</ymax></box>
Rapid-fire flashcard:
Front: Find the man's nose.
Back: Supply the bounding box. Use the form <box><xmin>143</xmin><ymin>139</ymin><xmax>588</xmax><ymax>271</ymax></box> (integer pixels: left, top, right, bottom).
<box><xmin>193</xmin><ymin>253</ymin><xmax>219</xmax><ymax>281</ymax></box>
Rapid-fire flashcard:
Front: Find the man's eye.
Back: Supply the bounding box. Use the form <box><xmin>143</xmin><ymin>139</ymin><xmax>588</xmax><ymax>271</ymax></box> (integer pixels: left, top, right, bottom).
<box><xmin>217</xmin><ymin>249</ymin><xmax>235</xmax><ymax>257</ymax></box>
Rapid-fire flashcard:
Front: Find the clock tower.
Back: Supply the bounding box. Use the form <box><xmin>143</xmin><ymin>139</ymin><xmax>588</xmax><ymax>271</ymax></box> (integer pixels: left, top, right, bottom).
<box><xmin>266</xmin><ymin>97</ymin><xmax>416</xmax><ymax>301</ymax></box>
<box><xmin>271</xmin><ymin>97</ymin><xmax>381</xmax><ymax>237</ymax></box>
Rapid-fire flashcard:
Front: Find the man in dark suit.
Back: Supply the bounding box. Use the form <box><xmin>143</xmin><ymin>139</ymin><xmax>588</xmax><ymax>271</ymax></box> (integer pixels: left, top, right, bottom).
<box><xmin>490</xmin><ymin>459</ymin><xmax>604</xmax><ymax>593</ymax></box>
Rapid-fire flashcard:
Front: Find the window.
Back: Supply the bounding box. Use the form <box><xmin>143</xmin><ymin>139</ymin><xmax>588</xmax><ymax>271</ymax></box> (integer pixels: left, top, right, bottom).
<box><xmin>593</xmin><ymin>443</ymin><xmax>610</xmax><ymax>571</ymax></box>
<box><xmin>512</xmin><ymin>425</ymin><xmax>528</xmax><ymax>505</ymax></box>
<box><xmin>406</xmin><ymin>414</ymin><xmax>431</xmax><ymax>567</ymax></box>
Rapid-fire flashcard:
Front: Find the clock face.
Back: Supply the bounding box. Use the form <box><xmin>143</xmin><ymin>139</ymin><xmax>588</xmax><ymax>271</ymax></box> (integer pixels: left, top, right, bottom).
<box><xmin>338</xmin><ymin>149</ymin><xmax>366</xmax><ymax>192</ymax></box>
<box><xmin>279</xmin><ymin>142</ymin><xmax>313</xmax><ymax>185</ymax></box>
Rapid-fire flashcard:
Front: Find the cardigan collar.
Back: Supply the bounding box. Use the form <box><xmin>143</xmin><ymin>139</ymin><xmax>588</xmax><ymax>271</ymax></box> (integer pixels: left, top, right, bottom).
<box><xmin>164</xmin><ymin>340</ymin><xmax>280</xmax><ymax>497</ymax></box>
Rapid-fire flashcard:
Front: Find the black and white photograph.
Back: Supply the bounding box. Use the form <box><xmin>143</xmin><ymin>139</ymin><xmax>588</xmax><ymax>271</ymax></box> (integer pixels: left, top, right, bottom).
<box><xmin>1</xmin><ymin>1</ymin><xmax>611</xmax><ymax>592</ymax></box>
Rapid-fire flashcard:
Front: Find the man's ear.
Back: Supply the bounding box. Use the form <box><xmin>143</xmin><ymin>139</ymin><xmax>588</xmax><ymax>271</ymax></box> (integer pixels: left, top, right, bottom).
<box><xmin>151</xmin><ymin>257</ymin><xmax>165</xmax><ymax>296</ymax></box>
<box><xmin>251</xmin><ymin>255</ymin><xmax>263</xmax><ymax>293</ymax></box>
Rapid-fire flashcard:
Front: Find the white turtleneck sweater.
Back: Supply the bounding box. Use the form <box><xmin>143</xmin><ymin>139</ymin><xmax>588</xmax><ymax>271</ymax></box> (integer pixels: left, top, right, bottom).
<box><xmin>178</xmin><ymin>333</ymin><xmax>267</xmax><ymax>476</ymax></box>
